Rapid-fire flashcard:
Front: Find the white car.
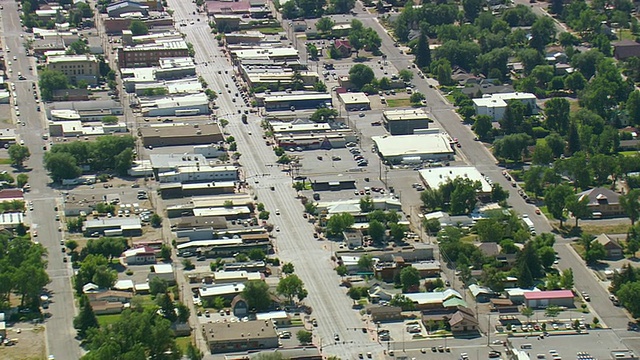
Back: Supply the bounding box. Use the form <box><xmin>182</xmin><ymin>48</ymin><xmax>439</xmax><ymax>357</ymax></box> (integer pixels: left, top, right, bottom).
<box><xmin>275</xmin><ymin>209</ymin><xmax>280</xmax><ymax>215</ymax></box>
<box><xmin>275</xmin><ymin>226</ymin><xmax>280</xmax><ymax>232</ymax></box>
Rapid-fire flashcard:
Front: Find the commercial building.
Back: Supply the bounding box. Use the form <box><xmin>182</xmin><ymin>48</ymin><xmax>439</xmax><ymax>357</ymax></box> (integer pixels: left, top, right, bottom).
<box><xmin>83</xmin><ymin>217</ymin><xmax>143</xmax><ymax>237</ymax></box>
<box><xmin>199</xmin><ymin>283</ymin><xmax>246</xmax><ymax>300</ymax></box>
<box><xmin>47</xmin><ymin>100</ymin><xmax>124</xmax><ymax>121</ymax></box>
<box><xmin>418</xmin><ymin>166</ymin><xmax>493</xmax><ymax>196</ymax></box>
<box><xmin>139</xmin><ymin>92</ymin><xmax>210</xmax><ymax>117</ymax></box>
<box><xmin>372</xmin><ymin>131</ymin><xmax>454</xmax><ymax>164</ymax></box>
<box><xmin>270</xmin><ymin>122</ymin><xmax>332</xmax><ymax>135</ymax></box>
<box><xmin>157</xmin><ymin>165</ymin><xmax>239</xmax><ymax>183</ymax></box>
<box><xmin>262</xmin><ymin>92</ymin><xmax>332</xmax><ymax>111</ymax></box>
<box><xmin>48</xmin><ymin>121</ymin><xmax>128</xmax><ymax>137</ymax></box>
<box><xmin>383</xmin><ymin>109</ymin><xmax>430</xmax><ymax>135</ymax></box>
<box><xmin>148</xmin><ymin>153</ymin><xmax>209</xmax><ymax>175</ymax></box>
<box><xmin>0</xmin><ymin>212</ymin><xmax>25</xmax><ymax>229</ymax></box>
<box><xmin>134</xmin><ymin>78</ymin><xmax>202</xmax><ymax>96</ymax></box>
<box><xmin>230</xmin><ymin>47</ymin><xmax>299</xmax><ymax>64</ymax></box>
<box><xmin>0</xmin><ymin>129</ymin><xmax>17</xmax><ymax>148</ymax></box>
<box><xmin>117</xmin><ymin>40</ymin><xmax>190</xmax><ymax>68</ymax></box>
<box><xmin>240</xmin><ymin>65</ymin><xmax>318</xmax><ymax>88</ymax></box>
<box><xmin>367</xmin><ymin>306</ymin><xmax>403</xmax><ymax>322</ymax></box>
<box><xmin>148</xmin><ymin>263</ymin><xmax>175</xmax><ymax>284</ymax></box>
<box><xmin>472</xmin><ymin>92</ymin><xmax>537</xmax><ymax>121</ymax></box>
<box><xmin>404</xmin><ymin>289</ymin><xmax>464</xmax><ymax>310</ymax></box>
<box><xmin>158</xmin><ymin>181</ymin><xmax>236</xmax><ymax>198</ymax></box>
<box><xmin>106</xmin><ymin>0</ymin><xmax>149</xmax><ymax>18</ymax></box>
<box><xmin>0</xmin><ymin>189</ymin><xmax>24</xmax><ymax>202</ymax></box>
<box><xmin>338</xmin><ymin>92</ymin><xmax>370</xmax><ymax>111</ymax></box>
<box><xmin>121</xmin><ymin>57</ymin><xmax>197</xmax><ymax>92</ymax></box>
<box><xmin>46</xmin><ymin>54</ymin><xmax>100</xmax><ymax>85</ymax></box>
<box><xmin>139</xmin><ymin>123</ymin><xmax>223</xmax><ymax>147</ymax></box>
<box><xmin>212</xmin><ymin>271</ymin><xmax>263</xmax><ymax>284</ymax></box>
<box><xmin>274</xmin><ymin>130</ymin><xmax>357</xmax><ymax>149</ymax></box>
<box><xmin>523</xmin><ymin>290</ymin><xmax>574</xmax><ymax>308</ymax></box>
<box><xmin>202</xmin><ymin>319</ymin><xmax>279</xmax><ymax>354</ymax></box>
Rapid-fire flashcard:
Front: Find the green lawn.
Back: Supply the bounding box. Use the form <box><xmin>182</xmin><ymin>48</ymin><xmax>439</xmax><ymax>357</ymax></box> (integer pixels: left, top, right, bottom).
<box><xmin>175</xmin><ymin>336</ymin><xmax>192</xmax><ymax>354</ymax></box>
<box><xmin>257</xmin><ymin>27</ymin><xmax>284</xmax><ymax>35</ymax></box>
<box><xmin>618</xmin><ymin>29</ymin><xmax>638</xmax><ymax>41</ymax></box>
<box><xmin>0</xmin><ymin>158</ymin><xmax>12</xmax><ymax>165</ymax></box>
<box><xmin>97</xmin><ymin>314</ymin><xmax>121</xmax><ymax>327</ymax></box>
<box><xmin>386</xmin><ymin>98</ymin><xmax>411</xmax><ymax>107</ymax></box>
<box><xmin>620</xmin><ymin>151</ymin><xmax>639</xmax><ymax>157</ymax></box>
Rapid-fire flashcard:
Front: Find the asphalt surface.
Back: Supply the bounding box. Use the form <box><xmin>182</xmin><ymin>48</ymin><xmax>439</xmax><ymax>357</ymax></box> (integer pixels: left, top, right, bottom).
<box><xmin>0</xmin><ymin>2</ymin><xmax>81</xmax><ymax>360</ymax></box>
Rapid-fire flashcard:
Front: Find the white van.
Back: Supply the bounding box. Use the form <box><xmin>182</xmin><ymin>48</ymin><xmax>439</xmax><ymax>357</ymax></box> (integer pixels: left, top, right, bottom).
<box><xmin>406</xmin><ymin>87</ymin><xmax>413</xmax><ymax>94</ymax></box>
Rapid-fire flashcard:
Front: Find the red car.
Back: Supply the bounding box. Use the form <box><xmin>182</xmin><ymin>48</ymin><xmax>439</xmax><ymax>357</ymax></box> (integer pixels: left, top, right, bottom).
<box><xmin>535</xmin><ymin>208</ymin><xmax>541</xmax><ymax>215</ymax></box>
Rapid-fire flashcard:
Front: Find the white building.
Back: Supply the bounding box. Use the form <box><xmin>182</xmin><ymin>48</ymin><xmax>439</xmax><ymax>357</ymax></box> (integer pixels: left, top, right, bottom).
<box><xmin>157</xmin><ymin>165</ymin><xmax>239</xmax><ymax>183</ymax></box>
<box><xmin>139</xmin><ymin>93</ymin><xmax>210</xmax><ymax>117</ymax></box>
<box><xmin>198</xmin><ymin>283</ymin><xmax>245</xmax><ymax>299</ymax></box>
<box><xmin>338</xmin><ymin>92</ymin><xmax>370</xmax><ymax>111</ymax></box>
<box><xmin>473</xmin><ymin>92</ymin><xmax>537</xmax><ymax>121</ymax></box>
<box><xmin>418</xmin><ymin>166</ymin><xmax>492</xmax><ymax>195</ymax></box>
<box><xmin>148</xmin><ymin>263</ymin><xmax>175</xmax><ymax>284</ymax></box>
<box><xmin>372</xmin><ymin>130</ymin><xmax>454</xmax><ymax>164</ymax></box>
<box><xmin>121</xmin><ymin>246</ymin><xmax>157</xmax><ymax>265</ymax></box>
<box><xmin>212</xmin><ymin>271</ymin><xmax>263</xmax><ymax>284</ymax></box>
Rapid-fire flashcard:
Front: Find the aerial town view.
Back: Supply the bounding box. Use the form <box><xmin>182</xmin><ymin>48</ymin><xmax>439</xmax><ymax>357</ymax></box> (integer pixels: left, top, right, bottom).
<box><xmin>1</xmin><ymin>0</ymin><xmax>640</xmax><ymax>359</ymax></box>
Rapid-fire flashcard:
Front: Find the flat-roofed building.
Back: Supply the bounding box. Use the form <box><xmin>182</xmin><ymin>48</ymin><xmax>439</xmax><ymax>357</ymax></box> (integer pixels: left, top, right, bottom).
<box><xmin>83</xmin><ymin>217</ymin><xmax>143</xmax><ymax>237</ymax></box>
<box><xmin>262</xmin><ymin>92</ymin><xmax>332</xmax><ymax>111</ymax></box>
<box><xmin>372</xmin><ymin>131</ymin><xmax>454</xmax><ymax>164</ymax></box>
<box><xmin>117</xmin><ymin>40</ymin><xmax>189</xmax><ymax>68</ymax></box>
<box><xmin>241</xmin><ymin>65</ymin><xmax>318</xmax><ymax>88</ymax></box>
<box><xmin>212</xmin><ymin>270</ymin><xmax>263</xmax><ymax>284</ymax></box>
<box><xmin>270</xmin><ymin>121</ymin><xmax>332</xmax><ymax>134</ymax></box>
<box><xmin>419</xmin><ymin>166</ymin><xmax>492</xmax><ymax>196</ymax></box>
<box><xmin>473</xmin><ymin>92</ymin><xmax>537</xmax><ymax>121</ymax></box>
<box><xmin>338</xmin><ymin>92</ymin><xmax>370</xmax><ymax>111</ymax></box>
<box><xmin>148</xmin><ymin>153</ymin><xmax>208</xmax><ymax>174</ymax></box>
<box><xmin>158</xmin><ymin>181</ymin><xmax>236</xmax><ymax>198</ymax></box>
<box><xmin>230</xmin><ymin>47</ymin><xmax>299</xmax><ymax>63</ymax></box>
<box><xmin>157</xmin><ymin>165</ymin><xmax>239</xmax><ymax>183</ymax></box>
<box><xmin>202</xmin><ymin>319</ymin><xmax>279</xmax><ymax>354</ymax></box>
<box><xmin>383</xmin><ymin>109</ymin><xmax>430</xmax><ymax>135</ymax></box>
<box><xmin>139</xmin><ymin>92</ymin><xmax>210</xmax><ymax>117</ymax></box>
<box><xmin>139</xmin><ymin>123</ymin><xmax>223</xmax><ymax>147</ymax></box>
<box><xmin>46</xmin><ymin>54</ymin><xmax>100</xmax><ymax>85</ymax></box>
<box><xmin>275</xmin><ymin>130</ymin><xmax>357</xmax><ymax>149</ymax></box>
<box><xmin>0</xmin><ymin>128</ymin><xmax>17</xmax><ymax>147</ymax></box>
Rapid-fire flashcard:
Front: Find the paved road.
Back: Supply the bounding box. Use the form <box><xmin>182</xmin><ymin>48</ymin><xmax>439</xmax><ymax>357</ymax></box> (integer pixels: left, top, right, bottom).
<box><xmin>0</xmin><ymin>2</ymin><xmax>80</xmax><ymax>360</ymax></box>
<box><xmin>166</xmin><ymin>1</ymin><xmax>385</xmax><ymax>358</ymax></box>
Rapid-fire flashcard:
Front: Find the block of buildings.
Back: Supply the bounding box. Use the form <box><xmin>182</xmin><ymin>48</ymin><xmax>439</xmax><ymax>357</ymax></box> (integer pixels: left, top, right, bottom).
<box><xmin>202</xmin><ymin>319</ymin><xmax>279</xmax><ymax>354</ymax></box>
<box><xmin>117</xmin><ymin>40</ymin><xmax>189</xmax><ymax>68</ymax></box>
<box><xmin>83</xmin><ymin>217</ymin><xmax>143</xmax><ymax>237</ymax></box>
<box><xmin>47</xmin><ymin>100</ymin><xmax>124</xmax><ymax>121</ymax></box>
<box><xmin>240</xmin><ymin>65</ymin><xmax>318</xmax><ymax>89</ymax></box>
<box><xmin>372</xmin><ymin>131</ymin><xmax>454</xmax><ymax>164</ymax></box>
<box><xmin>139</xmin><ymin>92</ymin><xmax>210</xmax><ymax>116</ymax></box>
<box><xmin>46</xmin><ymin>54</ymin><xmax>100</xmax><ymax>85</ymax></box>
<box><xmin>230</xmin><ymin>47</ymin><xmax>299</xmax><ymax>63</ymax></box>
<box><xmin>262</xmin><ymin>92</ymin><xmax>332</xmax><ymax>111</ymax></box>
<box><xmin>139</xmin><ymin>123</ymin><xmax>223</xmax><ymax>147</ymax></box>
<box><xmin>383</xmin><ymin>109</ymin><xmax>430</xmax><ymax>135</ymax></box>
<box><xmin>106</xmin><ymin>0</ymin><xmax>149</xmax><ymax>18</ymax></box>
<box><xmin>157</xmin><ymin>165</ymin><xmax>239</xmax><ymax>183</ymax></box>
<box><xmin>472</xmin><ymin>92</ymin><xmax>537</xmax><ymax>121</ymax></box>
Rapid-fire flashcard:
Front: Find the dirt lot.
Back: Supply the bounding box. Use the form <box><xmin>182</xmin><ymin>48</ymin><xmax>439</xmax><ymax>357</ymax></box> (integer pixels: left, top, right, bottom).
<box><xmin>1</xmin><ymin>323</ymin><xmax>46</xmax><ymax>360</ymax></box>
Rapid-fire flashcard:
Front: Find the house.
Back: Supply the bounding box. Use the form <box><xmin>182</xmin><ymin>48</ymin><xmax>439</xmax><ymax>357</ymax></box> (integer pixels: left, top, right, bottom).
<box><xmin>113</xmin><ymin>279</ymin><xmax>135</xmax><ymax>292</ymax></box>
<box><xmin>595</xmin><ymin>234</ymin><xmax>623</xmax><ymax>259</ymax></box>
<box><xmin>121</xmin><ymin>246</ymin><xmax>157</xmax><ymax>265</ymax></box>
<box><xmin>468</xmin><ymin>284</ymin><xmax>496</xmax><ymax>303</ymax></box>
<box><xmin>171</xmin><ymin>322</ymin><xmax>192</xmax><ymax>336</ymax></box>
<box><xmin>82</xmin><ymin>283</ymin><xmax>100</xmax><ymax>293</ymax></box>
<box><xmin>489</xmin><ymin>298</ymin><xmax>519</xmax><ymax>313</ymax></box>
<box><xmin>0</xmin><ymin>189</ymin><xmax>24</xmax><ymax>202</ymax></box>
<box><xmin>477</xmin><ymin>242</ymin><xmax>500</xmax><ymax>257</ymax></box>
<box><xmin>367</xmin><ymin>306</ymin><xmax>403</xmax><ymax>322</ymax></box>
<box><xmin>449</xmin><ymin>307</ymin><xmax>479</xmax><ymax>334</ymax></box>
<box><xmin>404</xmin><ymin>289</ymin><xmax>464</xmax><ymax>310</ymax></box>
<box><xmin>90</xmin><ymin>300</ymin><xmax>125</xmax><ymax>315</ymax></box>
<box><xmin>333</xmin><ymin>39</ymin><xmax>352</xmax><ymax>58</ymax></box>
<box><xmin>577</xmin><ymin>187</ymin><xmax>624</xmax><ymax>218</ymax></box>
<box><xmin>148</xmin><ymin>263</ymin><xmax>175</xmax><ymax>284</ymax></box>
<box><xmin>202</xmin><ymin>319</ymin><xmax>279</xmax><ymax>354</ymax></box>
<box><xmin>343</xmin><ymin>229</ymin><xmax>363</xmax><ymax>248</ymax></box>
<box><xmin>614</xmin><ymin>39</ymin><xmax>640</xmax><ymax>60</ymax></box>
<box><xmin>505</xmin><ymin>287</ymin><xmax>540</xmax><ymax>304</ymax></box>
<box><xmin>523</xmin><ymin>290</ymin><xmax>575</xmax><ymax>309</ymax></box>
<box><xmin>87</xmin><ymin>290</ymin><xmax>133</xmax><ymax>303</ymax></box>
<box><xmin>368</xmin><ymin>284</ymin><xmax>393</xmax><ymax>303</ymax></box>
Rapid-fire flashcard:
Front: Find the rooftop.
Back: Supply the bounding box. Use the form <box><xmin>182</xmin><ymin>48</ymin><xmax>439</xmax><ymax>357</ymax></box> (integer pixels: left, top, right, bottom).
<box><xmin>523</xmin><ymin>290</ymin><xmax>574</xmax><ymax>300</ymax></box>
<box><xmin>338</xmin><ymin>92</ymin><xmax>370</xmax><ymax>104</ymax></box>
<box><xmin>383</xmin><ymin>108</ymin><xmax>430</xmax><ymax>121</ymax></box>
<box><xmin>404</xmin><ymin>289</ymin><xmax>462</xmax><ymax>305</ymax></box>
<box><xmin>139</xmin><ymin>92</ymin><xmax>209</xmax><ymax>110</ymax></box>
<box><xmin>47</xmin><ymin>54</ymin><xmax>98</xmax><ymax>63</ymax></box>
<box><xmin>199</xmin><ymin>283</ymin><xmax>245</xmax><ymax>297</ymax></box>
<box><xmin>139</xmin><ymin>123</ymin><xmax>222</xmax><ymax>139</ymax></box>
<box><xmin>202</xmin><ymin>319</ymin><xmax>278</xmax><ymax>343</ymax></box>
<box><xmin>149</xmin><ymin>153</ymin><xmax>208</xmax><ymax>169</ymax></box>
<box><xmin>419</xmin><ymin>166</ymin><xmax>492</xmax><ymax>193</ymax></box>
<box><xmin>372</xmin><ymin>133</ymin><xmax>453</xmax><ymax>158</ymax></box>
<box><xmin>152</xmin><ymin>263</ymin><xmax>173</xmax><ymax>274</ymax></box>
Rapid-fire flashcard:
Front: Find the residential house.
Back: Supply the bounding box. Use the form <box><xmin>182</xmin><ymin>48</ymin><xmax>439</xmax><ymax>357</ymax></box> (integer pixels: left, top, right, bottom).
<box><xmin>368</xmin><ymin>284</ymin><xmax>393</xmax><ymax>303</ymax></box>
<box><xmin>148</xmin><ymin>263</ymin><xmax>175</xmax><ymax>284</ymax></box>
<box><xmin>577</xmin><ymin>187</ymin><xmax>624</xmax><ymax>218</ymax></box>
<box><xmin>333</xmin><ymin>39</ymin><xmax>352</xmax><ymax>58</ymax></box>
<box><xmin>121</xmin><ymin>246</ymin><xmax>157</xmax><ymax>265</ymax></box>
<box><xmin>614</xmin><ymin>39</ymin><xmax>640</xmax><ymax>60</ymax></box>
<box><xmin>477</xmin><ymin>242</ymin><xmax>500</xmax><ymax>257</ymax></box>
<box><xmin>468</xmin><ymin>284</ymin><xmax>496</xmax><ymax>303</ymax></box>
<box><xmin>367</xmin><ymin>306</ymin><xmax>403</xmax><ymax>322</ymax></box>
<box><xmin>404</xmin><ymin>289</ymin><xmax>464</xmax><ymax>310</ymax></box>
<box><xmin>91</xmin><ymin>300</ymin><xmax>125</xmax><ymax>315</ymax></box>
<box><xmin>595</xmin><ymin>233</ymin><xmax>623</xmax><ymax>259</ymax></box>
<box><xmin>87</xmin><ymin>290</ymin><xmax>133</xmax><ymax>303</ymax></box>
<box><xmin>449</xmin><ymin>307</ymin><xmax>479</xmax><ymax>334</ymax></box>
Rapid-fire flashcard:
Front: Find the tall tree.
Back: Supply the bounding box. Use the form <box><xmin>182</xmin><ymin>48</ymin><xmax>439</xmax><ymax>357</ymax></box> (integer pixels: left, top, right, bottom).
<box><xmin>565</xmin><ymin>194</ymin><xmax>591</xmax><ymax>228</ymax></box>
<box><xmin>399</xmin><ymin>266</ymin><xmax>420</xmax><ymax>292</ymax></box>
<box><xmin>8</xmin><ymin>145</ymin><xmax>30</xmax><ymax>167</ymax></box>
<box><xmin>276</xmin><ymin>274</ymin><xmax>307</xmax><ymax>304</ymax></box>
<box><xmin>414</xmin><ymin>32</ymin><xmax>431</xmax><ymax>69</ymax></box>
<box><xmin>620</xmin><ymin>189</ymin><xmax>640</xmax><ymax>225</ymax></box>
<box><xmin>242</xmin><ymin>280</ymin><xmax>272</xmax><ymax>312</ymax></box>
<box><xmin>544</xmin><ymin>184</ymin><xmax>574</xmax><ymax>227</ymax></box>
<box><xmin>462</xmin><ymin>0</ymin><xmax>483</xmax><ymax>22</ymax></box>
<box><xmin>545</xmin><ymin>98</ymin><xmax>571</xmax><ymax>135</ymax></box>
<box><xmin>74</xmin><ymin>296</ymin><xmax>99</xmax><ymax>338</ymax></box>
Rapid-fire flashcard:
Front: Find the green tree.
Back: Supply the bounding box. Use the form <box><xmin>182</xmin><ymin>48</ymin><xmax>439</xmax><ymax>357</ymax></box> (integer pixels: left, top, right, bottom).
<box><xmin>326</xmin><ymin>213</ymin><xmax>355</xmax><ymax>236</ymax></box>
<box><xmin>129</xmin><ymin>20</ymin><xmax>149</xmax><ymax>35</ymax></box>
<box><xmin>585</xmin><ymin>241</ymin><xmax>606</xmax><ymax>265</ymax></box>
<box><xmin>277</xmin><ymin>274</ymin><xmax>307</xmax><ymax>304</ymax></box>
<box><xmin>8</xmin><ymin>144</ymin><xmax>30</xmax><ymax>167</ymax></box>
<box><xmin>359</xmin><ymin>196</ymin><xmax>374</xmax><ymax>213</ymax></box>
<box><xmin>335</xmin><ymin>264</ymin><xmax>348</xmax><ymax>277</ymax></box>
<box><xmin>357</xmin><ymin>254</ymin><xmax>374</xmax><ymax>271</ymax></box>
<box><xmin>242</xmin><ymin>280</ymin><xmax>272</xmax><ymax>312</ymax></box>
<box><xmin>16</xmin><ymin>174</ymin><xmax>29</xmax><ymax>188</ymax></box>
<box><xmin>297</xmin><ymin>329</ymin><xmax>313</xmax><ymax>345</ymax></box>
<box><xmin>156</xmin><ymin>292</ymin><xmax>178</xmax><ymax>322</ymax></box>
<box><xmin>368</xmin><ymin>219</ymin><xmax>385</xmax><ymax>243</ymax></box>
<box><xmin>475</xmin><ymin>218</ymin><xmax>503</xmax><ymax>242</ymax></box>
<box><xmin>389</xmin><ymin>222</ymin><xmax>406</xmax><ymax>242</ymax></box>
<box><xmin>491</xmin><ymin>183</ymin><xmax>509</xmax><ymax>203</ymax></box>
<box><xmin>414</xmin><ymin>32</ymin><xmax>431</xmax><ymax>69</ymax></box>
<box><xmin>310</xmin><ymin>107</ymin><xmax>338</xmax><ymax>123</ymax></box>
<box><xmin>66</xmin><ymin>39</ymin><xmax>90</xmax><ymax>55</ymax></box>
<box><xmin>493</xmin><ymin>133</ymin><xmax>532</xmax><ymax>162</ymax></box>
<box><xmin>617</xmin><ymin>281</ymin><xmax>640</xmax><ymax>317</ymax></box>
<box><xmin>400</xmin><ymin>266</ymin><xmax>420</xmax><ymax>292</ymax></box>
<box><xmin>409</xmin><ymin>92</ymin><xmax>426</xmax><ymax>105</ymax></box>
<box><xmin>73</xmin><ymin>295</ymin><xmax>99</xmax><ymax>338</ymax></box>
<box><xmin>149</xmin><ymin>277</ymin><xmax>168</xmax><ymax>295</ymax></box>
<box><xmin>473</xmin><ymin>115</ymin><xmax>493</xmax><ymax>141</ymax></box>
<box><xmin>530</xmin><ymin>16</ymin><xmax>556</xmax><ymax>51</ymax></box>
<box><xmin>315</xmin><ymin>17</ymin><xmax>335</xmax><ymax>33</ymax></box>
<box><xmin>389</xmin><ymin>294</ymin><xmax>415</xmax><ymax>311</ymax></box>
<box><xmin>627</xmin><ymin>91</ymin><xmax>640</xmax><ymax>124</ymax></box>
<box><xmin>620</xmin><ymin>189</ymin><xmax>640</xmax><ymax>225</ymax></box>
<box><xmin>565</xmin><ymin>71</ymin><xmax>587</xmax><ymax>93</ymax></box>
<box><xmin>39</xmin><ymin>69</ymin><xmax>70</xmax><ymax>101</ymax></box>
<box><xmin>150</xmin><ymin>213</ymin><xmax>162</xmax><ymax>228</ymax></box>
<box><xmin>545</xmin><ymin>304</ymin><xmax>561</xmax><ymax>319</ymax></box>
<box><xmin>398</xmin><ymin>69</ymin><xmax>414</xmax><ymax>82</ymax></box>
<box><xmin>565</xmin><ymin>194</ymin><xmax>591</xmax><ymax>228</ymax></box>
<box><xmin>248</xmin><ymin>249</ymin><xmax>265</xmax><ymax>261</ymax></box>
<box><xmin>186</xmin><ymin>343</ymin><xmax>204</xmax><ymax>360</ymax></box>
<box><xmin>462</xmin><ymin>0</ymin><xmax>482</xmax><ymax>21</ymax></box>
<box><xmin>545</xmin><ymin>184</ymin><xmax>574</xmax><ymax>227</ymax></box>
<box><xmin>282</xmin><ymin>262</ymin><xmax>295</xmax><ymax>275</ymax></box>
<box><xmin>521</xmin><ymin>306</ymin><xmax>534</xmax><ymax>323</ymax></box>
<box><xmin>560</xmin><ymin>268</ymin><xmax>574</xmax><ymax>289</ymax></box>
<box><xmin>545</xmin><ymin>98</ymin><xmax>571</xmax><ymax>135</ymax></box>
<box><xmin>349</xmin><ymin>64</ymin><xmax>375</xmax><ymax>90</ymax></box>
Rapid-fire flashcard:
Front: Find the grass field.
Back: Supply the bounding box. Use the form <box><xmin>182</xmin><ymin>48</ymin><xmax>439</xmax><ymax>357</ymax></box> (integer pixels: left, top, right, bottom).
<box><xmin>175</xmin><ymin>336</ymin><xmax>192</xmax><ymax>354</ymax></box>
<box><xmin>620</xmin><ymin>151</ymin><xmax>639</xmax><ymax>157</ymax></box>
<box><xmin>579</xmin><ymin>222</ymin><xmax>631</xmax><ymax>236</ymax></box>
<box><xmin>97</xmin><ymin>314</ymin><xmax>121</xmax><ymax>327</ymax></box>
<box><xmin>257</xmin><ymin>27</ymin><xmax>284</xmax><ymax>35</ymax></box>
<box><xmin>386</xmin><ymin>98</ymin><xmax>411</xmax><ymax>107</ymax></box>
<box><xmin>0</xmin><ymin>158</ymin><xmax>12</xmax><ymax>165</ymax></box>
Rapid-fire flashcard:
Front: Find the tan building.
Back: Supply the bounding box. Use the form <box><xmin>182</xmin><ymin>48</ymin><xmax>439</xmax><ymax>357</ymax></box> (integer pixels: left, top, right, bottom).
<box><xmin>138</xmin><ymin>124</ymin><xmax>223</xmax><ymax>147</ymax></box>
<box><xmin>46</xmin><ymin>54</ymin><xmax>100</xmax><ymax>85</ymax></box>
<box><xmin>202</xmin><ymin>319</ymin><xmax>279</xmax><ymax>354</ymax></box>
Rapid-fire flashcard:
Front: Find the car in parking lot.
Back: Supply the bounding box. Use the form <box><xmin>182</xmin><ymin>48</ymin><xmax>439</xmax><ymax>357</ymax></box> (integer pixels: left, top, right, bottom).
<box><xmin>334</xmin><ymin>333</ymin><xmax>340</xmax><ymax>341</ymax></box>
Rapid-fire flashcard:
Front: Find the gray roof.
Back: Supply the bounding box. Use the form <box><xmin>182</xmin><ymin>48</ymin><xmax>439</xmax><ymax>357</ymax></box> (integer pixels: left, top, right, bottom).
<box><xmin>50</xmin><ymin>100</ymin><xmax>122</xmax><ymax>111</ymax></box>
<box><xmin>577</xmin><ymin>187</ymin><xmax>621</xmax><ymax>206</ymax></box>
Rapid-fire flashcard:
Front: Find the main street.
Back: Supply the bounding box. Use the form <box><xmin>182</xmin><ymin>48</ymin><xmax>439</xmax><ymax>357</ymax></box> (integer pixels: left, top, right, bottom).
<box><xmin>0</xmin><ymin>2</ymin><xmax>80</xmax><ymax>360</ymax></box>
<box><xmin>166</xmin><ymin>1</ymin><xmax>383</xmax><ymax>358</ymax></box>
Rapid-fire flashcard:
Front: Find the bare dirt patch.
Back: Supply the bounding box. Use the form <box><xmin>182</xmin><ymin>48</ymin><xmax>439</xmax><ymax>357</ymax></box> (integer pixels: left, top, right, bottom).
<box><xmin>2</xmin><ymin>323</ymin><xmax>46</xmax><ymax>360</ymax></box>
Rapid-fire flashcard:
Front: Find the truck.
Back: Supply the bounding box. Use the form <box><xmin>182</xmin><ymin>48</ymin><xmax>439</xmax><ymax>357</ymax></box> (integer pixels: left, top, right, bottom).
<box><xmin>522</xmin><ymin>216</ymin><xmax>535</xmax><ymax>235</ymax></box>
